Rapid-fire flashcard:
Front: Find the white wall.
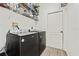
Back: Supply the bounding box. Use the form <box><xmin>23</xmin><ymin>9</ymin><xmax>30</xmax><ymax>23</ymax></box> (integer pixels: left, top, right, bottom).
<box><xmin>0</xmin><ymin>7</ymin><xmax>36</xmax><ymax>50</ymax></box>
<box><xmin>63</xmin><ymin>3</ymin><xmax>79</xmax><ymax>56</ymax></box>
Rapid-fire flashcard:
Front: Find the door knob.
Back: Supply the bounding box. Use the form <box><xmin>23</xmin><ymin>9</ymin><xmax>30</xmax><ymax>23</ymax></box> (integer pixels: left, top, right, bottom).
<box><xmin>21</xmin><ymin>39</ymin><xmax>25</xmax><ymax>42</ymax></box>
<box><xmin>60</xmin><ymin>31</ymin><xmax>63</xmax><ymax>33</ymax></box>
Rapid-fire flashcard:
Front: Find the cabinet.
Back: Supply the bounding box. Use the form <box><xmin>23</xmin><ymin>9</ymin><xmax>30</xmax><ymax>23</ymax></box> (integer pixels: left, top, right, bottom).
<box><xmin>6</xmin><ymin>31</ymin><xmax>46</xmax><ymax>56</ymax></box>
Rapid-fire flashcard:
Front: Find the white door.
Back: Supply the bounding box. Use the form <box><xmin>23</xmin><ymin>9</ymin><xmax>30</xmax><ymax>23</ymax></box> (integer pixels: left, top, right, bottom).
<box><xmin>47</xmin><ymin>11</ymin><xmax>63</xmax><ymax>49</ymax></box>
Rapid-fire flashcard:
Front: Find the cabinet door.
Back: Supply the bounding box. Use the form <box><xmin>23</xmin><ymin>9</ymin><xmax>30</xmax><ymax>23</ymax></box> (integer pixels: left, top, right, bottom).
<box><xmin>20</xmin><ymin>33</ymin><xmax>39</xmax><ymax>56</ymax></box>
<box><xmin>39</xmin><ymin>31</ymin><xmax>46</xmax><ymax>55</ymax></box>
<box><xmin>6</xmin><ymin>33</ymin><xmax>20</xmax><ymax>56</ymax></box>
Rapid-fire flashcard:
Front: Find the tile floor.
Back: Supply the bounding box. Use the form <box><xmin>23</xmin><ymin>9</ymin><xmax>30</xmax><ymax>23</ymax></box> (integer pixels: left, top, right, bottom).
<box><xmin>41</xmin><ymin>46</ymin><xmax>67</xmax><ymax>56</ymax></box>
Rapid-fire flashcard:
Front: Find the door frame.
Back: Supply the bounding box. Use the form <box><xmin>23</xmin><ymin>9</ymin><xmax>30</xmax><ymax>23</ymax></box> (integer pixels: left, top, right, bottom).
<box><xmin>47</xmin><ymin>10</ymin><xmax>64</xmax><ymax>49</ymax></box>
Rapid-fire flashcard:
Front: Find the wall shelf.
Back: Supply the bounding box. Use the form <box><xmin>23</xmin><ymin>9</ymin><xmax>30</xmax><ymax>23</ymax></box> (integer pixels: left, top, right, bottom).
<box><xmin>0</xmin><ymin>3</ymin><xmax>39</xmax><ymax>21</ymax></box>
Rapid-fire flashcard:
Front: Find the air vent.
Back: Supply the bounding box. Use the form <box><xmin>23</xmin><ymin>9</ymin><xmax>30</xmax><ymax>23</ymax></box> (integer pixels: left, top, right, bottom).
<box><xmin>61</xmin><ymin>3</ymin><xmax>68</xmax><ymax>7</ymax></box>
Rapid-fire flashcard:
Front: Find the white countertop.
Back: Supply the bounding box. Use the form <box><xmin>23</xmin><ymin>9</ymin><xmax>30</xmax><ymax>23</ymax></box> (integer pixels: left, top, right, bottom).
<box><xmin>16</xmin><ymin>32</ymin><xmax>37</xmax><ymax>36</ymax></box>
<box><xmin>10</xmin><ymin>30</ymin><xmax>37</xmax><ymax>36</ymax></box>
